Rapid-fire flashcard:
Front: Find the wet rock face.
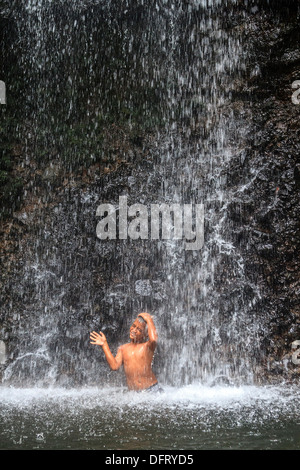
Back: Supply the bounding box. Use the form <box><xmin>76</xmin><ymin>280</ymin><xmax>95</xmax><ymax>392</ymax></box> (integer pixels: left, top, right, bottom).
<box><xmin>0</xmin><ymin>2</ymin><xmax>299</xmax><ymax>385</ymax></box>
<box><xmin>239</xmin><ymin>4</ymin><xmax>300</xmax><ymax>380</ymax></box>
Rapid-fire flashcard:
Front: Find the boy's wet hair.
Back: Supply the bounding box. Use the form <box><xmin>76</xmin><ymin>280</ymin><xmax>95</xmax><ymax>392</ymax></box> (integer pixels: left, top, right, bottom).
<box><xmin>137</xmin><ymin>316</ymin><xmax>146</xmax><ymax>324</ymax></box>
<box><xmin>137</xmin><ymin>316</ymin><xmax>148</xmax><ymax>337</ymax></box>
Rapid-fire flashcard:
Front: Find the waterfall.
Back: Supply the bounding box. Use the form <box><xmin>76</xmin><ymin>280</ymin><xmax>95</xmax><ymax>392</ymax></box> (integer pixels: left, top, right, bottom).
<box><xmin>2</xmin><ymin>0</ymin><xmax>264</xmax><ymax>388</ymax></box>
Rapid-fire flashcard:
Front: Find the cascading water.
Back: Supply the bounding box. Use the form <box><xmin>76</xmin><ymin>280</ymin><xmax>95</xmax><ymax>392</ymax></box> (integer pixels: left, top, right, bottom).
<box><xmin>2</xmin><ymin>0</ymin><xmax>266</xmax><ymax>388</ymax></box>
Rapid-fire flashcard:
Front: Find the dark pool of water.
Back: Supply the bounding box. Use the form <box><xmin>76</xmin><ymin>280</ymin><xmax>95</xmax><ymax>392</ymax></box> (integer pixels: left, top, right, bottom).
<box><xmin>0</xmin><ymin>384</ymin><xmax>299</xmax><ymax>450</ymax></box>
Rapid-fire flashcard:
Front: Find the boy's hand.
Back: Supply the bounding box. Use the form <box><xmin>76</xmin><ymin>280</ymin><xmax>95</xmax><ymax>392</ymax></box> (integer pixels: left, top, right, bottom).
<box><xmin>90</xmin><ymin>330</ymin><xmax>107</xmax><ymax>347</ymax></box>
<box><xmin>138</xmin><ymin>312</ymin><xmax>152</xmax><ymax>322</ymax></box>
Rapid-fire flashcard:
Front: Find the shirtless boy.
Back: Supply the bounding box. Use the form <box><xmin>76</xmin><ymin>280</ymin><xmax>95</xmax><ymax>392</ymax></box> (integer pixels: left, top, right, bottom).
<box><xmin>90</xmin><ymin>312</ymin><xmax>162</xmax><ymax>392</ymax></box>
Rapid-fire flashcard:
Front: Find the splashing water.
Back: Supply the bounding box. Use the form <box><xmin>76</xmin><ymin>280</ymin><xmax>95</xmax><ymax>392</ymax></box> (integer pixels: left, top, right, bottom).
<box><xmin>2</xmin><ymin>0</ymin><xmax>269</xmax><ymax>389</ymax></box>
<box><xmin>1</xmin><ymin>383</ymin><xmax>300</xmax><ymax>449</ymax></box>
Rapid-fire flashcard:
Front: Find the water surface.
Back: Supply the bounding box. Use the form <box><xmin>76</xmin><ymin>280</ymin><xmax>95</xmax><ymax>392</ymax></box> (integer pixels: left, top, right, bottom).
<box><xmin>1</xmin><ymin>383</ymin><xmax>299</xmax><ymax>450</ymax></box>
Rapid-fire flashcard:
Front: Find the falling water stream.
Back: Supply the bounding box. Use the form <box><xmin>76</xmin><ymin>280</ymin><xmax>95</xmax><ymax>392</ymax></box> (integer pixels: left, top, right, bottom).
<box><xmin>1</xmin><ymin>0</ymin><xmax>299</xmax><ymax>450</ymax></box>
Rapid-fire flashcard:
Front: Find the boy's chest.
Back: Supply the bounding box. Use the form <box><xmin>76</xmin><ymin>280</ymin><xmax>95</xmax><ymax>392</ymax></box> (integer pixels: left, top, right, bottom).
<box><xmin>123</xmin><ymin>344</ymin><xmax>147</xmax><ymax>362</ymax></box>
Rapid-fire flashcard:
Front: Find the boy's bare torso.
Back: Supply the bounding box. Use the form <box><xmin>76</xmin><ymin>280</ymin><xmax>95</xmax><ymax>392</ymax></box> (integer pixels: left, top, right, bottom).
<box><xmin>120</xmin><ymin>341</ymin><xmax>157</xmax><ymax>391</ymax></box>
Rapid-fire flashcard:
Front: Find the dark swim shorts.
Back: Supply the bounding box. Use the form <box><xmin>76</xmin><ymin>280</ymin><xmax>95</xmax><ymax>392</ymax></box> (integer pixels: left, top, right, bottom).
<box><xmin>145</xmin><ymin>383</ymin><xmax>164</xmax><ymax>393</ymax></box>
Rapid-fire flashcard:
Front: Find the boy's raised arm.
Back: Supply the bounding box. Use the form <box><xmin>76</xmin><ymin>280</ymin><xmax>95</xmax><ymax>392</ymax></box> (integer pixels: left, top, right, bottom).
<box><xmin>90</xmin><ymin>331</ymin><xmax>123</xmax><ymax>370</ymax></box>
<box><xmin>138</xmin><ymin>312</ymin><xmax>158</xmax><ymax>349</ymax></box>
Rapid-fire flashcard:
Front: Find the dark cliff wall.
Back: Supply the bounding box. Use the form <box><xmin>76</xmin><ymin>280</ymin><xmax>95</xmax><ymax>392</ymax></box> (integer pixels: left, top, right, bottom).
<box><xmin>242</xmin><ymin>2</ymin><xmax>300</xmax><ymax>381</ymax></box>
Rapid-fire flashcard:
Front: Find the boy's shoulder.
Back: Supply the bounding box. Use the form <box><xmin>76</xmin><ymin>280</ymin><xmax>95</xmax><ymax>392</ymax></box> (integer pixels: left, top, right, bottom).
<box><xmin>119</xmin><ymin>342</ymin><xmax>131</xmax><ymax>352</ymax></box>
<box><xmin>120</xmin><ymin>341</ymin><xmax>147</xmax><ymax>354</ymax></box>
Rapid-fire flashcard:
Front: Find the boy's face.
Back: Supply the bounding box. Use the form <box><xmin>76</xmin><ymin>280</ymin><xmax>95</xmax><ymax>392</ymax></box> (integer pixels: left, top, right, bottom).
<box><xmin>130</xmin><ymin>318</ymin><xmax>146</xmax><ymax>342</ymax></box>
